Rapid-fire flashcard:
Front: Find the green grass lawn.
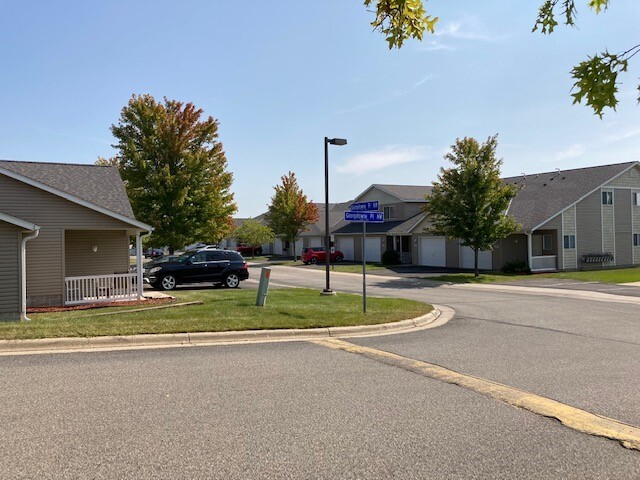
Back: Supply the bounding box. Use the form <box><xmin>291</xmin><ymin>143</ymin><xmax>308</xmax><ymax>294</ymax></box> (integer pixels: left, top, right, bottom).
<box><xmin>0</xmin><ymin>288</ymin><xmax>432</xmax><ymax>341</ymax></box>
<box><xmin>426</xmin><ymin>267</ymin><xmax>640</xmax><ymax>284</ymax></box>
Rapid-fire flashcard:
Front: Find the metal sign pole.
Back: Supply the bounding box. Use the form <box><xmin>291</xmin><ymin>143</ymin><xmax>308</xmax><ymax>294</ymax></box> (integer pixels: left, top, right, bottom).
<box><xmin>362</xmin><ymin>221</ymin><xmax>366</xmax><ymax>313</ymax></box>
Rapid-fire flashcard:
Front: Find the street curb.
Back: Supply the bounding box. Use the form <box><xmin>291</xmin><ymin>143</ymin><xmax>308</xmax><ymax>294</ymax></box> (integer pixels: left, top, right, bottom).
<box><xmin>0</xmin><ymin>305</ymin><xmax>453</xmax><ymax>355</ymax></box>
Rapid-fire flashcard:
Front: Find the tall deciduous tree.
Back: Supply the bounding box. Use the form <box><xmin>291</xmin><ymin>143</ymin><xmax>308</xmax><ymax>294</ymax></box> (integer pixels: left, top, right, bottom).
<box><xmin>265</xmin><ymin>172</ymin><xmax>319</xmax><ymax>261</ymax></box>
<box><xmin>234</xmin><ymin>219</ymin><xmax>275</xmax><ymax>258</ymax></box>
<box><xmin>365</xmin><ymin>0</ymin><xmax>635</xmax><ymax>117</ymax></box>
<box><xmin>104</xmin><ymin>94</ymin><xmax>236</xmax><ymax>254</ymax></box>
<box><xmin>423</xmin><ymin>136</ymin><xmax>520</xmax><ymax>277</ymax></box>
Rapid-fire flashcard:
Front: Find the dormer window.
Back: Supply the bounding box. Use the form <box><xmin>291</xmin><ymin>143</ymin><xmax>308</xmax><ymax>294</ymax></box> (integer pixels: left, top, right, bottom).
<box><xmin>383</xmin><ymin>206</ymin><xmax>395</xmax><ymax>219</ymax></box>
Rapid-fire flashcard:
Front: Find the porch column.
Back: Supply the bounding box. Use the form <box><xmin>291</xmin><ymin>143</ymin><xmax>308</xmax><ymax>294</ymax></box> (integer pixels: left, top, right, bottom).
<box><xmin>136</xmin><ymin>232</ymin><xmax>144</xmax><ymax>300</ymax></box>
<box><xmin>526</xmin><ymin>231</ymin><xmax>532</xmax><ymax>269</ymax></box>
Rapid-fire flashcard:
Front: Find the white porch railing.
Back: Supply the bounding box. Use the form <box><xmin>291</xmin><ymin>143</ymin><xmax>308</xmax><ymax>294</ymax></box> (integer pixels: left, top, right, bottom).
<box><xmin>65</xmin><ymin>273</ymin><xmax>138</xmax><ymax>306</ymax></box>
<box><xmin>531</xmin><ymin>255</ymin><xmax>557</xmax><ymax>272</ymax></box>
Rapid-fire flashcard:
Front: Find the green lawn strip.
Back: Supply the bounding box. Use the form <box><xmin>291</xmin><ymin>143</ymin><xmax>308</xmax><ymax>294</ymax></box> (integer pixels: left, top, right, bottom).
<box><xmin>0</xmin><ymin>289</ymin><xmax>432</xmax><ymax>340</ymax></box>
<box><xmin>426</xmin><ymin>267</ymin><xmax>640</xmax><ymax>284</ymax></box>
<box><xmin>328</xmin><ymin>263</ymin><xmax>389</xmax><ymax>273</ymax></box>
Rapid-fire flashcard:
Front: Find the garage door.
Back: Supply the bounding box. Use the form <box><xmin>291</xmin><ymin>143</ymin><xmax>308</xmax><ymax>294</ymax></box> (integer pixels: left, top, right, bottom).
<box><xmin>273</xmin><ymin>239</ymin><xmax>283</xmax><ymax>255</ymax></box>
<box><xmin>419</xmin><ymin>236</ymin><xmax>446</xmax><ymax>267</ymax></box>
<box><xmin>365</xmin><ymin>237</ymin><xmax>381</xmax><ymax>262</ymax></box>
<box><xmin>337</xmin><ymin>237</ymin><xmax>355</xmax><ymax>261</ymax></box>
<box><xmin>460</xmin><ymin>246</ymin><xmax>493</xmax><ymax>270</ymax></box>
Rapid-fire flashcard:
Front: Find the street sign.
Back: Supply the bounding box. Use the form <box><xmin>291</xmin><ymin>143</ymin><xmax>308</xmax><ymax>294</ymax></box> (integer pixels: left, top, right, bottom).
<box><xmin>349</xmin><ymin>201</ymin><xmax>379</xmax><ymax>212</ymax></box>
<box><xmin>344</xmin><ymin>211</ymin><xmax>384</xmax><ymax>223</ymax></box>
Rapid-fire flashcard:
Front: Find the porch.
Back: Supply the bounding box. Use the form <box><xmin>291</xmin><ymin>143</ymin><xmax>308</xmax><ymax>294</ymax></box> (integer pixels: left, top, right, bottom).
<box><xmin>65</xmin><ymin>273</ymin><xmax>139</xmax><ymax>305</ymax></box>
<box><xmin>528</xmin><ymin>229</ymin><xmax>558</xmax><ymax>272</ymax></box>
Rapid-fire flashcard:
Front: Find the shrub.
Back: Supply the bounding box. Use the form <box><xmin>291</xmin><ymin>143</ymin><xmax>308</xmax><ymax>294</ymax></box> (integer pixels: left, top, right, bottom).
<box><xmin>381</xmin><ymin>249</ymin><xmax>401</xmax><ymax>266</ymax></box>
<box><xmin>501</xmin><ymin>259</ymin><xmax>531</xmax><ymax>274</ymax></box>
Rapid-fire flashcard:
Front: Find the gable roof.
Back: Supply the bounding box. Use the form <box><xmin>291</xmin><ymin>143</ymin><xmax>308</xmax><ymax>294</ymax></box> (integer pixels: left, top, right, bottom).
<box><xmin>360</xmin><ymin>184</ymin><xmax>433</xmax><ymax>203</ymax></box>
<box><xmin>0</xmin><ymin>160</ymin><xmax>152</xmax><ymax>231</ymax></box>
<box><xmin>504</xmin><ymin>161</ymin><xmax>638</xmax><ymax>230</ymax></box>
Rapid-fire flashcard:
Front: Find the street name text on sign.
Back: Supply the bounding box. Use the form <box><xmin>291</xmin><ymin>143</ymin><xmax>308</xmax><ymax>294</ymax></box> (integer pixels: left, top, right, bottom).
<box><xmin>349</xmin><ymin>201</ymin><xmax>379</xmax><ymax>212</ymax></box>
<box><xmin>344</xmin><ymin>211</ymin><xmax>384</xmax><ymax>223</ymax></box>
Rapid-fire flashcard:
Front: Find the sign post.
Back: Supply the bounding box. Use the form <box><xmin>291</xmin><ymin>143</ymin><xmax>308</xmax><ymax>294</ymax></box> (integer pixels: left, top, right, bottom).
<box><xmin>344</xmin><ymin>202</ymin><xmax>383</xmax><ymax>313</ymax></box>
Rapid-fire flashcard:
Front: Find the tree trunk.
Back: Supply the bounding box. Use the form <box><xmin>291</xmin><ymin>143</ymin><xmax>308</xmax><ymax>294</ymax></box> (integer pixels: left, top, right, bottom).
<box><xmin>474</xmin><ymin>248</ymin><xmax>479</xmax><ymax>277</ymax></box>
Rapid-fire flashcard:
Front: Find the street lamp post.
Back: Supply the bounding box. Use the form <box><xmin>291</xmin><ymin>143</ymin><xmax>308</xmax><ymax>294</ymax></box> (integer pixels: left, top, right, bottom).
<box><xmin>323</xmin><ymin>136</ymin><xmax>347</xmax><ymax>295</ymax></box>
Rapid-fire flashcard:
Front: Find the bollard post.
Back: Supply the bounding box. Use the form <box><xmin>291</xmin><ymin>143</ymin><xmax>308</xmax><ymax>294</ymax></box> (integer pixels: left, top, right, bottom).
<box><xmin>256</xmin><ymin>267</ymin><xmax>271</xmax><ymax>306</ymax></box>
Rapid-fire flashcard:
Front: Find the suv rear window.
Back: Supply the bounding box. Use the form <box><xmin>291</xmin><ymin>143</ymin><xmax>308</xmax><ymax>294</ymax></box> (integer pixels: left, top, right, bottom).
<box><xmin>225</xmin><ymin>251</ymin><xmax>244</xmax><ymax>261</ymax></box>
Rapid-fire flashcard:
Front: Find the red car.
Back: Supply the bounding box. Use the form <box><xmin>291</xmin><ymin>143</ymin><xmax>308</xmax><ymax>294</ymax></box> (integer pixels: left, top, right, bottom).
<box><xmin>301</xmin><ymin>246</ymin><xmax>344</xmax><ymax>265</ymax></box>
<box><xmin>236</xmin><ymin>245</ymin><xmax>262</xmax><ymax>256</ymax></box>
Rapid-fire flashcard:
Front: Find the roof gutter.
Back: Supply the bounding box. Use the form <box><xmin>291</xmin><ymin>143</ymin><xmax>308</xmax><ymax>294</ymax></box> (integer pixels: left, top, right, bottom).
<box><xmin>20</xmin><ymin>227</ymin><xmax>40</xmax><ymax>322</ymax></box>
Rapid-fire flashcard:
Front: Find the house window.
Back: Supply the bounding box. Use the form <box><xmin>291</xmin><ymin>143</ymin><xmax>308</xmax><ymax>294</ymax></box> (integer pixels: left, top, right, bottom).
<box><xmin>602</xmin><ymin>191</ymin><xmax>613</xmax><ymax>205</ymax></box>
<box><xmin>542</xmin><ymin>234</ymin><xmax>553</xmax><ymax>251</ymax></box>
<box><xmin>633</xmin><ymin>192</ymin><xmax>639</xmax><ymax>206</ymax></box>
<box><xmin>634</xmin><ymin>234</ymin><xmax>640</xmax><ymax>247</ymax></box>
<box><xmin>383</xmin><ymin>206</ymin><xmax>395</xmax><ymax>219</ymax></box>
<box><xmin>563</xmin><ymin>235</ymin><xmax>576</xmax><ymax>249</ymax></box>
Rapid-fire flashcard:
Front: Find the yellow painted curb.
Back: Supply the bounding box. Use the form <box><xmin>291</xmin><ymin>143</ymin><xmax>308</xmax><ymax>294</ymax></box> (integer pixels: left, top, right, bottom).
<box><xmin>312</xmin><ymin>338</ymin><xmax>640</xmax><ymax>452</ymax></box>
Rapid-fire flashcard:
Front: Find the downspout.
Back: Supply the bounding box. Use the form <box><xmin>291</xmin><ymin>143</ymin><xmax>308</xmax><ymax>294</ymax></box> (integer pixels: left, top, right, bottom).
<box><xmin>137</xmin><ymin>230</ymin><xmax>152</xmax><ymax>300</ymax></box>
<box><xmin>20</xmin><ymin>228</ymin><xmax>40</xmax><ymax>322</ymax></box>
<box><xmin>526</xmin><ymin>229</ymin><xmax>533</xmax><ymax>272</ymax></box>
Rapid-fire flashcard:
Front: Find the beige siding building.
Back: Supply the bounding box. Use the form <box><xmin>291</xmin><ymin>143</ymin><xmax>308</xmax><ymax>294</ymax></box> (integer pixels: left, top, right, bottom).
<box><xmin>329</xmin><ymin>161</ymin><xmax>640</xmax><ymax>272</ymax></box>
<box><xmin>0</xmin><ymin>160</ymin><xmax>153</xmax><ymax>320</ymax></box>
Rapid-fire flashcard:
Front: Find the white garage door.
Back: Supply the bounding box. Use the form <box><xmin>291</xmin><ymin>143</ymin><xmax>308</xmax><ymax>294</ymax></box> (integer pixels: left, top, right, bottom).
<box><xmin>294</xmin><ymin>239</ymin><xmax>303</xmax><ymax>258</ymax></box>
<box><xmin>365</xmin><ymin>237</ymin><xmax>381</xmax><ymax>262</ymax></box>
<box><xmin>419</xmin><ymin>236</ymin><xmax>446</xmax><ymax>267</ymax></box>
<box><xmin>460</xmin><ymin>246</ymin><xmax>493</xmax><ymax>270</ymax></box>
<box><xmin>337</xmin><ymin>237</ymin><xmax>355</xmax><ymax>261</ymax></box>
<box><xmin>273</xmin><ymin>239</ymin><xmax>283</xmax><ymax>255</ymax></box>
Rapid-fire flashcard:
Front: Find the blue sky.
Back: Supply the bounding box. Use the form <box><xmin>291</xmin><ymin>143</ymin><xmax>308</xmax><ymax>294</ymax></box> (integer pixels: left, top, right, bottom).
<box><xmin>1</xmin><ymin>1</ymin><xmax>639</xmax><ymax>217</ymax></box>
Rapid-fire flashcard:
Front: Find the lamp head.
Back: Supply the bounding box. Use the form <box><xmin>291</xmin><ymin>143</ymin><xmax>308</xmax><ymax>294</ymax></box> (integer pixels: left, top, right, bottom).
<box><xmin>327</xmin><ymin>138</ymin><xmax>347</xmax><ymax>146</ymax></box>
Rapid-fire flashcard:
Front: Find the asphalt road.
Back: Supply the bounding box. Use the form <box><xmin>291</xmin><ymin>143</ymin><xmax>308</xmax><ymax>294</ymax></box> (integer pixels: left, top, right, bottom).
<box><xmin>1</xmin><ymin>266</ymin><xmax>639</xmax><ymax>479</ymax></box>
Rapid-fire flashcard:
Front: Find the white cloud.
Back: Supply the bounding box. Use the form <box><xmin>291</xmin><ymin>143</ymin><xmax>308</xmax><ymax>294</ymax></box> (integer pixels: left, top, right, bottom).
<box><xmin>602</xmin><ymin>126</ymin><xmax>640</xmax><ymax>144</ymax></box>
<box><xmin>416</xmin><ymin>40</ymin><xmax>456</xmax><ymax>52</ymax></box>
<box><xmin>336</xmin><ymin>145</ymin><xmax>432</xmax><ymax>175</ymax></box>
<box><xmin>333</xmin><ymin>74</ymin><xmax>436</xmax><ymax>117</ymax></box>
<box><xmin>555</xmin><ymin>144</ymin><xmax>586</xmax><ymax>160</ymax></box>
<box><xmin>434</xmin><ymin>20</ymin><xmax>507</xmax><ymax>43</ymax></box>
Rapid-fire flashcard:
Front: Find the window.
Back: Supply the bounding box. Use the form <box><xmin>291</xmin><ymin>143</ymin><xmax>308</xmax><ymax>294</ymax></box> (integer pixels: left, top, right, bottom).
<box><xmin>634</xmin><ymin>234</ymin><xmax>640</xmax><ymax>247</ymax></box>
<box><xmin>602</xmin><ymin>191</ymin><xmax>613</xmax><ymax>205</ymax></box>
<box><xmin>563</xmin><ymin>235</ymin><xmax>576</xmax><ymax>249</ymax></box>
<box><xmin>542</xmin><ymin>234</ymin><xmax>553</xmax><ymax>251</ymax></box>
<box><xmin>383</xmin><ymin>206</ymin><xmax>395</xmax><ymax>219</ymax></box>
<box><xmin>634</xmin><ymin>192</ymin><xmax>639</xmax><ymax>206</ymax></box>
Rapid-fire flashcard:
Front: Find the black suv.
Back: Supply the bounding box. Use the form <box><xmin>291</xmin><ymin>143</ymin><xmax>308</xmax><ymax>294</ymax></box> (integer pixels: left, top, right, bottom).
<box><xmin>144</xmin><ymin>249</ymin><xmax>249</xmax><ymax>290</ymax></box>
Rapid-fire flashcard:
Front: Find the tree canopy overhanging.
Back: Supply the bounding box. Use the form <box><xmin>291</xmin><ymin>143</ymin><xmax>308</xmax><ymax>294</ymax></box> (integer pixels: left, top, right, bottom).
<box><xmin>366</xmin><ymin>0</ymin><xmax>637</xmax><ymax>117</ymax></box>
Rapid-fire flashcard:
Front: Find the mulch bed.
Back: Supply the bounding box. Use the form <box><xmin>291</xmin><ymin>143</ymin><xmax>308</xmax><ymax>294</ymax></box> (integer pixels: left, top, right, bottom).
<box><xmin>28</xmin><ymin>296</ymin><xmax>174</xmax><ymax>314</ymax></box>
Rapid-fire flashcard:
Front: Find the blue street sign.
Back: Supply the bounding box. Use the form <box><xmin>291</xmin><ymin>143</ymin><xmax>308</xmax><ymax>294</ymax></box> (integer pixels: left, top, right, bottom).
<box><xmin>344</xmin><ymin>211</ymin><xmax>384</xmax><ymax>223</ymax></box>
<box><xmin>349</xmin><ymin>201</ymin><xmax>379</xmax><ymax>212</ymax></box>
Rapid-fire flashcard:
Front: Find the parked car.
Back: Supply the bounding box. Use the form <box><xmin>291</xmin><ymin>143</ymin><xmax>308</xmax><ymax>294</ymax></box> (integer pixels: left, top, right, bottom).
<box><xmin>236</xmin><ymin>245</ymin><xmax>262</xmax><ymax>256</ymax></box>
<box><xmin>144</xmin><ymin>249</ymin><xmax>249</xmax><ymax>290</ymax></box>
<box><xmin>144</xmin><ymin>248</ymin><xmax>164</xmax><ymax>259</ymax></box>
<box><xmin>301</xmin><ymin>246</ymin><xmax>344</xmax><ymax>265</ymax></box>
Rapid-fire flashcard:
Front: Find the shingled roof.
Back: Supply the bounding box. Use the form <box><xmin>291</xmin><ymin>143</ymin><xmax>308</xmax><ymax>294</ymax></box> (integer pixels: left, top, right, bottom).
<box><xmin>0</xmin><ymin>160</ymin><xmax>136</xmax><ymax>220</ymax></box>
<box><xmin>504</xmin><ymin>161</ymin><xmax>637</xmax><ymax>230</ymax></box>
<box><xmin>368</xmin><ymin>184</ymin><xmax>433</xmax><ymax>202</ymax></box>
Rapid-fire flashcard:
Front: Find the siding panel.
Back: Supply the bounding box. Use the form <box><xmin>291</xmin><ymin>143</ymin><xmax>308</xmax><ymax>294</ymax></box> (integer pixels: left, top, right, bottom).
<box><xmin>0</xmin><ymin>222</ymin><xmax>21</xmax><ymax>320</ymax></box>
<box><xmin>615</xmin><ymin>189</ymin><xmax>632</xmax><ymax>266</ymax></box>
<box><xmin>576</xmin><ymin>190</ymin><xmax>602</xmax><ymax>266</ymax></box>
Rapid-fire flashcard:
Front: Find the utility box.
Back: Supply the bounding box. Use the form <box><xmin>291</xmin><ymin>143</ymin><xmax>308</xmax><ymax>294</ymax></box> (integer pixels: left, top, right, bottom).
<box><xmin>256</xmin><ymin>267</ymin><xmax>271</xmax><ymax>306</ymax></box>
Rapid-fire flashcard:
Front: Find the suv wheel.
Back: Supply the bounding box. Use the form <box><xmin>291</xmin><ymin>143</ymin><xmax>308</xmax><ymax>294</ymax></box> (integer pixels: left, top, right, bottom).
<box><xmin>224</xmin><ymin>272</ymin><xmax>240</xmax><ymax>288</ymax></box>
<box><xmin>335</xmin><ymin>254</ymin><xmax>343</xmax><ymax>262</ymax></box>
<box><xmin>160</xmin><ymin>274</ymin><xmax>177</xmax><ymax>291</ymax></box>
<box><xmin>310</xmin><ymin>257</ymin><xmax>318</xmax><ymax>264</ymax></box>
